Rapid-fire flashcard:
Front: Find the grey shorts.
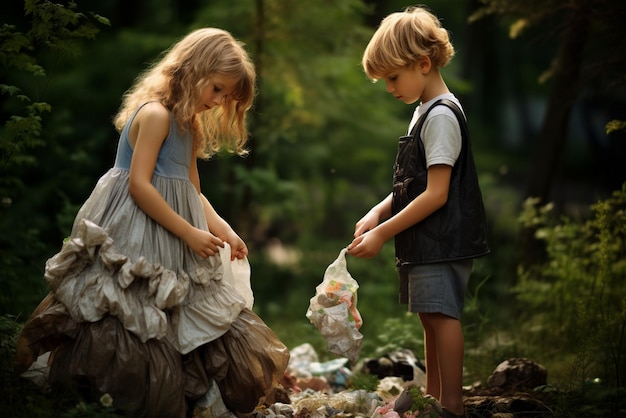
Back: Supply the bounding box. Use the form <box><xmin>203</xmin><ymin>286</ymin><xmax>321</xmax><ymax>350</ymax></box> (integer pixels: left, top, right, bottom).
<box><xmin>398</xmin><ymin>260</ymin><xmax>473</xmax><ymax>319</ymax></box>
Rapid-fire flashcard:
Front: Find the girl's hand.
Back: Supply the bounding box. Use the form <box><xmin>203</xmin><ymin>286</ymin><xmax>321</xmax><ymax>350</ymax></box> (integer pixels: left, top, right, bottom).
<box><xmin>346</xmin><ymin>229</ymin><xmax>385</xmax><ymax>258</ymax></box>
<box><xmin>223</xmin><ymin>230</ymin><xmax>248</xmax><ymax>260</ymax></box>
<box><xmin>185</xmin><ymin>227</ymin><xmax>225</xmax><ymax>258</ymax></box>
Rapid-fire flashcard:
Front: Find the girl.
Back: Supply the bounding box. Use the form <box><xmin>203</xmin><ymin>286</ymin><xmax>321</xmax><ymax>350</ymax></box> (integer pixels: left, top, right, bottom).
<box><xmin>347</xmin><ymin>6</ymin><xmax>489</xmax><ymax>418</ymax></box>
<box><xmin>15</xmin><ymin>28</ymin><xmax>289</xmax><ymax>417</ymax></box>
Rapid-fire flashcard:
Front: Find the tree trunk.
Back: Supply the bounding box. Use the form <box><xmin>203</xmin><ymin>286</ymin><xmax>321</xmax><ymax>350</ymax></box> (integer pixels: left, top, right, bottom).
<box><xmin>525</xmin><ymin>5</ymin><xmax>590</xmax><ymax>203</ymax></box>
<box><xmin>520</xmin><ymin>4</ymin><xmax>590</xmax><ymax>268</ymax></box>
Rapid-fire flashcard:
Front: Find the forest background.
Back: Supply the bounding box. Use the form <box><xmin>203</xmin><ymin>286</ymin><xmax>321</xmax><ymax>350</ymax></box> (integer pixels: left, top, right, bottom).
<box><xmin>1</xmin><ymin>0</ymin><xmax>625</xmax><ymax>412</ymax></box>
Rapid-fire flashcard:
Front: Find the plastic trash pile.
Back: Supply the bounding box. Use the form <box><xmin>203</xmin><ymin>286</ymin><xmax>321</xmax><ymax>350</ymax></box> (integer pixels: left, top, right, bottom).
<box><xmin>194</xmin><ymin>343</ymin><xmax>430</xmax><ymax>418</ymax></box>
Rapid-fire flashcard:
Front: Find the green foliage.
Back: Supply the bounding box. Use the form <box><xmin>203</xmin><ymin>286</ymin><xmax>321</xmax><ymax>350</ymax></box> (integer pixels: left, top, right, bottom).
<box><xmin>0</xmin><ymin>314</ymin><xmax>55</xmax><ymax>416</ymax></box>
<box><xmin>61</xmin><ymin>396</ymin><xmax>122</xmax><ymax>418</ymax></box>
<box><xmin>0</xmin><ymin>225</ymin><xmax>47</xmax><ymax>317</ymax></box>
<box><xmin>404</xmin><ymin>385</ymin><xmax>442</xmax><ymax>418</ymax></box>
<box><xmin>0</xmin><ymin>314</ymin><xmax>42</xmax><ymax>416</ymax></box>
<box><xmin>191</xmin><ymin>0</ymin><xmax>407</xmax><ymax>245</ymax></box>
<box><xmin>0</xmin><ymin>0</ymin><xmax>109</xmax><ymax>316</ymax></box>
<box><xmin>548</xmin><ymin>380</ymin><xmax>626</xmax><ymax>417</ymax></box>
<box><xmin>606</xmin><ymin>119</ymin><xmax>626</xmax><ymax>135</ymax></box>
<box><xmin>1</xmin><ymin>0</ymin><xmax>109</xmax><ymax>191</ymax></box>
<box><xmin>24</xmin><ymin>0</ymin><xmax>109</xmax><ymax>46</ymax></box>
<box><xmin>362</xmin><ymin>314</ymin><xmax>424</xmax><ymax>359</ymax></box>
<box><xmin>348</xmin><ymin>371</ymin><xmax>380</xmax><ymax>392</ymax></box>
<box><xmin>0</xmin><ymin>314</ymin><xmax>124</xmax><ymax>417</ymax></box>
<box><xmin>0</xmin><ymin>0</ymin><xmax>110</xmax><ymax>184</ymax></box>
<box><xmin>0</xmin><ymin>315</ymin><xmax>21</xmax><ymax>389</ymax></box>
<box><xmin>516</xmin><ymin>184</ymin><xmax>626</xmax><ymax>389</ymax></box>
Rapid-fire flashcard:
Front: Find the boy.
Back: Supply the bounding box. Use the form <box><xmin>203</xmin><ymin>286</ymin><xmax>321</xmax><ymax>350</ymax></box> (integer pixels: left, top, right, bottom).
<box><xmin>347</xmin><ymin>6</ymin><xmax>489</xmax><ymax>418</ymax></box>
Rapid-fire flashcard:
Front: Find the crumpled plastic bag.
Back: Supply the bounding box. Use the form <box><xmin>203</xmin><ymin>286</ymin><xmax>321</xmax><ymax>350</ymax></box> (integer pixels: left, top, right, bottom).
<box><xmin>194</xmin><ymin>379</ymin><xmax>237</xmax><ymax>418</ymax></box>
<box><xmin>201</xmin><ymin>308</ymin><xmax>290</xmax><ymax>413</ymax></box>
<box><xmin>306</xmin><ymin>248</ymin><xmax>363</xmax><ymax>363</ymax></box>
<box><xmin>219</xmin><ymin>243</ymin><xmax>254</xmax><ymax>309</ymax></box>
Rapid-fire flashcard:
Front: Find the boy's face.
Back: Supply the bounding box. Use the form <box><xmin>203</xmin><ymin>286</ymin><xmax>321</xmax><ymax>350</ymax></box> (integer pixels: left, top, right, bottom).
<box><xmin>381</xmin><ymin>63</ymin><xmax>427</xmax><ymax>105</ymax></box>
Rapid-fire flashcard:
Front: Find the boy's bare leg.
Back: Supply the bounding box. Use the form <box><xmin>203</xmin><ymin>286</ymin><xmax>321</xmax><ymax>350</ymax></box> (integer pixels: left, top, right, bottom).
<box><xmin>419</xmin><ymin>313</ymin><xmax>465</xmax><ymax>416</ymax></box>
<box><xmin>420</xmin><ymin>315</ymin><xmax>441</xmax><ymax>399</ymax></box>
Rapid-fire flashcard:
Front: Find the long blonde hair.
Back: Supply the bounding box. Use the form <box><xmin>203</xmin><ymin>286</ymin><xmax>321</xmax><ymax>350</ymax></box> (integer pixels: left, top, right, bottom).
<box><xmin>362</xmin><ymin>6</ymin><xmax>454</xmax><ymax>81</ymax></box>
<box><xmin>113</xmin><ymin>28</ymin><xmax>256</xmax><ymax>158</ymax></box>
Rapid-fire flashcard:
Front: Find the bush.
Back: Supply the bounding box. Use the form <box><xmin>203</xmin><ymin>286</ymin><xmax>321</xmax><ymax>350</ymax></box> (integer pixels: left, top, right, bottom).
<box><xmin>516</xmin><ymin>183</ymin><xmax>626</xmax><ymax>390</ymax></box>
<box><xmin>0</xmin><ymin>315</ymin><xmax>123</xmax><ymax>417</ymax></box>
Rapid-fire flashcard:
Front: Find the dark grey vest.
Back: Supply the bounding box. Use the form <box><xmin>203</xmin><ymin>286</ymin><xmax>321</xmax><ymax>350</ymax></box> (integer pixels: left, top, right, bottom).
<box><xmin>391</xmin><ymin>99</ymin><xmax>490</xmax><ymax>268</ymax></box>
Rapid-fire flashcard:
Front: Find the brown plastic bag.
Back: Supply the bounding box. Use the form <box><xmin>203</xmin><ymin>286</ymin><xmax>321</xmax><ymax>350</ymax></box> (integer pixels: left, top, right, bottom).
<box><xmin>201</xmin><ymin>308</ymin><xmax>290</xmax><ymax>413</ymax></box>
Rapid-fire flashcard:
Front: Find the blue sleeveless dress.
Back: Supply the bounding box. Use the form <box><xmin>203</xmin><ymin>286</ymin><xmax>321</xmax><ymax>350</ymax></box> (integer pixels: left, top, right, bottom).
<box><xmin>16</xmin><ymin>103</ymin><xmax>289</xmax><ymax>417</ymax></box>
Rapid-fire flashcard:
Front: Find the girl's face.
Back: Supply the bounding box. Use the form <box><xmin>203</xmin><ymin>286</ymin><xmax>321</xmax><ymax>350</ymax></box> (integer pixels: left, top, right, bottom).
<box><xmin>381</xmin><ymin>58</ymin><xmax>430</xmax><ymax>105</ymax></box>
<box><xmin>196</xmin><ymin>75</ymin><xmax>238</xmax><ymax>113</ymax></box>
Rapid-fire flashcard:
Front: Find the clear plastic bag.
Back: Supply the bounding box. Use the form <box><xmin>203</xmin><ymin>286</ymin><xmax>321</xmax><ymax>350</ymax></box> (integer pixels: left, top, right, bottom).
<box><xmin>306</xmin><ymin>248</ymin><xmax>363</xmax><ymax>363</ymax></box>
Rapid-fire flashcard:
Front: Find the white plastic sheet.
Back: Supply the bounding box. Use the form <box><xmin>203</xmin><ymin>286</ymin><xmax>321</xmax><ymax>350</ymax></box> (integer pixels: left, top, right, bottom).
<box><xmin>219</xmin><ymin>243</ymin><xmax>254</xmax><ymax>309</ymax></box>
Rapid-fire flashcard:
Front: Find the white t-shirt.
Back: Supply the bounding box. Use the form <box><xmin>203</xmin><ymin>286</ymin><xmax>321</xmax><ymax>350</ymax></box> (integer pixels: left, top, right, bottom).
<box><xmin>407</xmin><ymin>93</ymin><xmax>464</xmax><ymax>168</ymax></box>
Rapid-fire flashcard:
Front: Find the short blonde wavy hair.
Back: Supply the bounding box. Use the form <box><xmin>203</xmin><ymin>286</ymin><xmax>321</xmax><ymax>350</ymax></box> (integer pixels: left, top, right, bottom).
<box><xmin>362</xmin><ymin>5</ymin><xmax>454</xmax><ymax>81</ymax></box>
<box><xmin>113</xmin><ymin>28</ymin><xmax>256</xmax><ymax>158</ymax></box>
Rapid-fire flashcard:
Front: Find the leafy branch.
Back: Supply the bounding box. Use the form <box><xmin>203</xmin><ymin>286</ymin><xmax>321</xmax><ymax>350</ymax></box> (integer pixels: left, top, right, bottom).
<box><xmin>0</xmin><ymin>0</ymin><xmax>109</xmax><ymax>196</ymax></box>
